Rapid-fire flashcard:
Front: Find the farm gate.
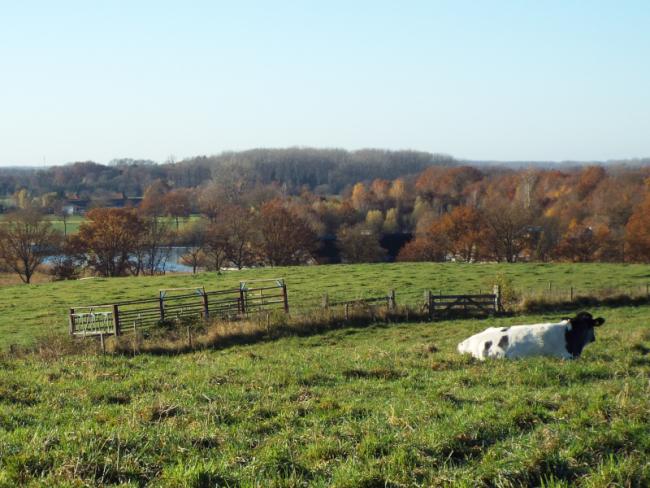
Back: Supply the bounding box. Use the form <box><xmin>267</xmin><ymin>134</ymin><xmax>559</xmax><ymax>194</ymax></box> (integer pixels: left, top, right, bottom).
<box><xmin>69</xmin><ymin>279</ymin><xmax>288</xmax><ymax>337</ymax></box>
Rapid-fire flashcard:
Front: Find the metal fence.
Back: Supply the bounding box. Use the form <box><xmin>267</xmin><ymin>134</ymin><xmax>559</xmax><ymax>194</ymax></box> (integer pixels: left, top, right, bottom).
<box><xmin>69</xmin><ymin>279</ymin><xmax>289</xmax><ymax>337</ymax></box>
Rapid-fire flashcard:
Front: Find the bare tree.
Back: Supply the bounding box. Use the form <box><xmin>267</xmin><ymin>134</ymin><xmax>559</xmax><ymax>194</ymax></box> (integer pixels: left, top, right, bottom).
<box><xmin>178</xmin><ymin>220</ymin><xmax>208</xmax><ymax>274</ymax></box>
<box><xmin>204</xmin><ymin>221</ymin><xmax>230</xmax><ymax>274</ymax></box>
<box><xmin>0</xmin><ymin>209</ymin><xmax>60</xmax><ymax>283</ymax></box>
<box><xmin>198</xmin><ymin>183</ymin><xmax>228</xmax><ymax>222</ymax></box>
<box><xmin>51</xmin><ymin>199</ymin><xmax>71</xmax><ymax>236</ymax></box>
<box><xmin>483</xmin><ymin>198</ymin><xmax>534</xmax><ymax>262</ymax></box>
<box><xmin>223</xmin><ymin>205</ymin><xmax>257</xmax><ymax>269</ymax></box>
<box><xmin>135</xmin><ymin>217</ymin><xmax>172</xmax><ymax>275</ymax></box>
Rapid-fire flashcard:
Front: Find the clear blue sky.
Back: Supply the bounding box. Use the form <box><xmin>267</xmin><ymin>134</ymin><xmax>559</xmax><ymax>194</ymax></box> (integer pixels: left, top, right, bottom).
<box><xmin>1</xmin><ymin>1</ymin><xmax>649</xmax><ymax>166</ymax></box>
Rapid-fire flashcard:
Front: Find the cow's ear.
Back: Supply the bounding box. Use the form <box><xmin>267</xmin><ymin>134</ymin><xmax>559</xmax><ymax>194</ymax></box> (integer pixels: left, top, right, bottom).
<box><xmin>594</xmin><ymin>317</ymin><xmax>605</xmax><ymax>326</ymax></box>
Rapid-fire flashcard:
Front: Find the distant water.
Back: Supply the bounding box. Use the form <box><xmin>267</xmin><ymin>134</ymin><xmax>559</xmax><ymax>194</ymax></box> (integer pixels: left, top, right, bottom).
<box><xmin>44</xmin><ymin>246</ymin><xmax>195</xmax><ymax>274</ymax></box>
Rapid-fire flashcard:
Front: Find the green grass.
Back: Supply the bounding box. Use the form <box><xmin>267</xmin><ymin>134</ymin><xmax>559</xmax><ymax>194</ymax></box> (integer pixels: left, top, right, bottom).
<box><xmin>2</xmin><ymin>262</ymin><xmax>650</xmax><ymax>348</ymax></box>
<box><xmin>45</xmin><ymin>215</ymin><xmax>85</xmax><ymax>234</ymax></box>
<box><xmin>43</xmin><ymin>215</ymin><xmax>201</xmax><ymax>234</ymax></box>
<box><xmin>1</xmin><ymin>306</ymin><xmax>649</xmax><ymax>486</ymax></box>
<box><xmin>0</xmin><ymin>214</ymin><xmax>200</xmax><ymax>235</ymax></box>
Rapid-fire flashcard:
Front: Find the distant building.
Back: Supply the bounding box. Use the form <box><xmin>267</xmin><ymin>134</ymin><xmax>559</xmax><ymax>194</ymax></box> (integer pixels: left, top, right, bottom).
<box><xmin>62</xmin><ymin>194</ymin><xmax>143</xmax><ymax>215</ymax></box>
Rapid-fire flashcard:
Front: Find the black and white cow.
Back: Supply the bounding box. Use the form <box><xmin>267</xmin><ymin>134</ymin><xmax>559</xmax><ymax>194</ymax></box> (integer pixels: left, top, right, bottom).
<box><xmin>457</xmin><ymin>311</ymin><xmax>605</xmax><ymax>360</ymax></box>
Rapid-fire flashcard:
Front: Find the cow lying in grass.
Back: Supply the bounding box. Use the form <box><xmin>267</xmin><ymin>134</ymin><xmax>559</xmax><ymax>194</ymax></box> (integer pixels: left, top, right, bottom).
<box><xmin>457</xmin><ymin>311</ymin><xmax>605</xmax><ymax>360</ymax></box>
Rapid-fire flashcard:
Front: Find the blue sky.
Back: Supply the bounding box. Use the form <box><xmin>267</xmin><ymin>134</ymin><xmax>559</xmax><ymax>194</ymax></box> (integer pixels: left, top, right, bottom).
<box><xmin>1</xmin><ymin>1</ymin><xmax>649</xmax><ymax>166</ymax></box>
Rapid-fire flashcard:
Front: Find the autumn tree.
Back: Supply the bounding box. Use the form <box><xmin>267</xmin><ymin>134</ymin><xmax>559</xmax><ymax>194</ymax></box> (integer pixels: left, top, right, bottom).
<box><xmin>389</xmin><ymin>178</ymin><xmax>408</xmax><ymax>210</ymax></box>
<box><xmin>12</xmin><ymin>188</ymin><xmax>32</xmax><ymax>209</ymax></box>
<box><xmin>257</xmin><ymin>200</ymin><xmax>317</xmax><ymax>265</ymax></box>
<box><xmin>625</xmin><ymin>195</ymin><xmax>650</xmax><ymax>262</ymax></box>
<box><xmin>437</xmin><ymin>206</ymin><xmax>486</xmax><ymax>262</ymax></box>
<box><xmin>72</xmin><ymin>208</ymin><xmax>145</xmax><ymax>276</ymax></box>
<box><xmin>0</xmin><ymin>209</ymin><xmax>60</xmax><ymax>283</ymax></box>
<box><xmin>555</xmin><ymin>224</ymin><xmax>599</xmax><ymax>262</ymax></box>
<box><xmin>396</xmin><ymin>235</ymin><xmax>447</xmax><ymax>262</ymax></box>
<box><xmin>350</xmin><ymin>183</ymin><xmax>370</xmax><ymax>212</ymax></box>
<box><xmin>140</xmin><ymin>180</ymin><xmax>171</xmax><ymax>217</ymax></box>
<box><xmin>382</xmin><ymin>208</ymin><xmax>400</xmax><ymax>234</ymax></box>
<box><xmin>415</xmin><ymin>166</ymin><xmax>483</xmax><ymax>212</ymax></box>
<box><xmin>163</xmin><ymin>188</ymin><xmax>192</xmax><ymax>231</ymax></box>
<box><xmin>365</xmin><ymin>210</ymin><xmax>384</xmax><ymax>234</ymax></box>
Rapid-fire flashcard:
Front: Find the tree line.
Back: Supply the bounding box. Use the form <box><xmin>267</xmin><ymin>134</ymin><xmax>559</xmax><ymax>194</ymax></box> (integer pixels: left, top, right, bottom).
<box><xmin>0</xmin><ymin>148</ymin><xmax>454</xmax><ymax>202</ymax></box>
<box><xmin>4</xmin><ymin>162</ymin><xmax>650</xmax><ymax>284</ymax></box>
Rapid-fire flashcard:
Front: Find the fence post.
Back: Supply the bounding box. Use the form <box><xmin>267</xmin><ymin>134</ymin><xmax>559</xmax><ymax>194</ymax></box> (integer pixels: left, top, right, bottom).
<box><xmin>69</xmin><ymin>308</ymin><xmax>76</xmax><ymax>335</ymax></box>
<box><xmin>202</xmin><ymin>290</ymin><xmax>210</xmax><ymax>320</ymax></box>
<box><xmin>425</xmin><ymin>290</ymin><xmax>433</xmax><ymax>320</ymax></box>
<box><xmin>322</xmin><ymin>293</ymin><xmax>329</xmax><ymax>309</ymax></box>
<box><xmin>570</xmin><ymin>286</ymin><xmax>574</xmax><ymax>301</ymax></box>
<box><xmin>239</xmin><ymin>287</ymin><xmax>247</xmax><ymax>315</ymax></box>
<box><xmin>388</xmin><ymin>289</ymin><xmax>396</xmax><ymax>311</ymax></box>
<box><xmin>112</xmin><ymin>304</ymin><xmax>121</xmax><ymax>336</ymax></box>
<box><xmin>159</xmin><ymin>292</ymin><xmax>165</xmax><ymax>321</ymax></box>
<box><xmin>282</xmin><ymin>283</ymin><xmax>289</xmax><ymax>313</ymax></box>
<box><xmin>493</xmin><ymin>285</ymin><xmax>502</xmax><ymax>313</ymax></box>
<box><xmin>344</xmin><ymin>303</ymin><xmax>350</xmax><ymax>321</ymax></box>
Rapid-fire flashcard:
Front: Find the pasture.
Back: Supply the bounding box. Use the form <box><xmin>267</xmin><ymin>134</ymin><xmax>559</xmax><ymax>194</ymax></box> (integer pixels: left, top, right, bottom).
<box><xmin>1</xmin><ymin>306</ymin><xmax>649</xmax><ymax>486</ymax></box>
<box><xmin>2</xmin><ymin>262</ymin><xmax>650</xmax><ymax>348</ymax></box>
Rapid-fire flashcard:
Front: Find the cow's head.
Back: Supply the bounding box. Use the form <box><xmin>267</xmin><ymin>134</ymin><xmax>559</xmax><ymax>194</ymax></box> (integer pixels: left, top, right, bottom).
<box><xmin>564</xmin><ymin>311</ymin><xmax>605</xmax><ymax>357</ymax></box>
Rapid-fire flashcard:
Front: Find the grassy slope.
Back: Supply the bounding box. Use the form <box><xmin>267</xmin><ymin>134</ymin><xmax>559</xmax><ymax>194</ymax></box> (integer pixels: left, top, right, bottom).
<box><xmin>1</xmin><ymin>306</ymin><xmax>649</xmax><ymax>486</ymax></box>
<box><xmin>2</xmin><ymin>262</ymin><xmax>650</xmax><ymax>348</ymax></box>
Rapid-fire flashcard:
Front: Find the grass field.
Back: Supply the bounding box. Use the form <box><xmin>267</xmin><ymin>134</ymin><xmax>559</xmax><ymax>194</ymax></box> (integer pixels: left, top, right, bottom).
<box><xmin>1</xmin><ymin>305</ymin><xmax>649</xmax><ymax>486</ymax></box>
<box><xmin>2</xmin><ymin>262</ymin><xmax>650</xmax><ymax>348</ymax></box>
<box><xmin>1</xmin><ymin>214</ymin><xmax>198</xmax><ymax>235</ymax></box>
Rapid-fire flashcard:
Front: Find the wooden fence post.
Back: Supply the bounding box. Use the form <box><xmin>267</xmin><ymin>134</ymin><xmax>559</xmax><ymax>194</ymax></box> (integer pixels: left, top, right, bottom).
<box><xmin>159</xmin><ymin>293</ymin><xmax>165</xmax><ymax>321</ymax></box>
<box><xmin>69</xmin><ymin>308</ymin><xmax>76</xmax><ymax>335</ymax></box>
<box><xmin>239</xmin><ymin>287</ymin><xmax>247</xmax><ymax>315</ymax></box>
<box><xmin>322</xmin><ymin>293</ymin><xmax>329</xmax><ymax>309</ymax></box>
<box><xmin>493</xmin><ymin>285</ymin><xmax>502</xmax><ymax>313</ymax></box>
<box><xmin>112</xmin><ymin>304</ymin><xmax>121</xmax><ymax>336</ymax></box>
<box><xmin>570</xmin><ymin>286</ymin><xmax>574</xmax><ymax>301</ymax></box>
<box><xmin>388</xmin><ymin>290</ymin><xmax>396</xmax><ymax>311</ymax></box>
<box><xmin>282</xmin><ymin>283</ymin><xmax>289</xmax><ymax>313</ymax></box>
<box><xmin>344</xmin><ymin>303</ymin><xmax>349</xmax><ymax>321</ymax></box>
<box><xmin>202</xmin><ymin>290</ymin><xmax>210</xmax><ymax>320</ymax></box>
<box><xmin>425</xmin><ymin>290</ymin><xmax>433</xmax><ymax>320</ymax></box>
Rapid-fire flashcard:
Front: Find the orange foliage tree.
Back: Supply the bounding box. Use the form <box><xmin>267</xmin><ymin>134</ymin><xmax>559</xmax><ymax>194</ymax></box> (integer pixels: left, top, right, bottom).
<box><xmin>625</xmin><ymin>195</ymin><xmax>650</xmax><ymax>262</ymax></box>
<box><xmin>72</xmin><ymin>208</ymin><xmax>145</xmax><ymax>276</ymax></box>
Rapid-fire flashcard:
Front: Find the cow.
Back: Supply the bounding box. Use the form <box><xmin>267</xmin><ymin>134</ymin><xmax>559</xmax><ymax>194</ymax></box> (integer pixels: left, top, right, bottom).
<box><xmin>457</xmin><ymin>311</ymin><xmax>605</xmax><ymax>360</ymax></box>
